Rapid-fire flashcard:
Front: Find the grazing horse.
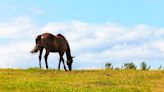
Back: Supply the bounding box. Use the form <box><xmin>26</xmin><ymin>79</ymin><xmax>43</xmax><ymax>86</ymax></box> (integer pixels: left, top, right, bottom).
<box><xmin>31</xmin><ymin>33</ymin><xmax>74</xmax><ymax>71</ymax></box>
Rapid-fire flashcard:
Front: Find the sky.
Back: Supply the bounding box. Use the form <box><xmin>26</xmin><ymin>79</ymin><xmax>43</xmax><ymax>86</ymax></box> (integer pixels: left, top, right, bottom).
<box><xmin>0</xmin><ymin>0</ymin><xmax>164</xmax><ymax>69</ymax></box>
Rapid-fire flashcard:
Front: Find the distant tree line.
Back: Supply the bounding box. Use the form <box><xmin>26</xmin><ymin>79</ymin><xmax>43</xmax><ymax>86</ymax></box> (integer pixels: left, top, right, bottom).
<box><xmin>105</xmin><ymin>61</ymin><xmax>163</xmax><ymax>70</ymax></box>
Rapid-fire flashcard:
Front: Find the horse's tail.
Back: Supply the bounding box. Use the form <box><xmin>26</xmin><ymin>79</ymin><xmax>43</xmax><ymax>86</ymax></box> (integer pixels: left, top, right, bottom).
<box><xmin>36</xmin><ymin>35</ymin><xmax>41</xmax><ymax>44</ymax></box>
<box><xmin>31</xmin><ymin>35</ymin><xmax>42</xmax><ymax>53</ymax></box>
<box><xmin>57</xmin><ymin>34</ymin><xmax>72</xmax><ymax>58</ymax></box>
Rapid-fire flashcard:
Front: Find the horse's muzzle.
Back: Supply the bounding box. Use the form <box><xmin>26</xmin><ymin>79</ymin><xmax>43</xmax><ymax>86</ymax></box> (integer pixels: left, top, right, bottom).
<box><xmin>68</xmin><ymin>64</ymin><xmax>72</xmax><ymax>71</ymax></box>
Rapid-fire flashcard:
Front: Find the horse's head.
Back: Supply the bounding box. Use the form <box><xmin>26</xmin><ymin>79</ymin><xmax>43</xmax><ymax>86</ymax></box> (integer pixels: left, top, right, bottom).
<box><xmin>67</xmin><ymin>56</ymin><xmax>74</xmax><ymax>71</ymax></box>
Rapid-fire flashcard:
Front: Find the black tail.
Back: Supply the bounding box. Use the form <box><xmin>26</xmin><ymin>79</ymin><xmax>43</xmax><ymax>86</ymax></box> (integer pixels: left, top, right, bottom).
<box><xmin>31</xmin><ymin>35</ymin><xmax>42</xmax><ymax>53</ymax></box>
<box><xmin>36</xmin><ymin>35</ymin><xmax>41</xmax><ymax>44</ymax></box>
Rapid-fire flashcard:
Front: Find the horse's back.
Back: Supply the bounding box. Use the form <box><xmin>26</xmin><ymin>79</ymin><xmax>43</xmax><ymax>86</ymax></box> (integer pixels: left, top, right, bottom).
<box><xmin>41</xmin><ymin>33</ymin><xmax>55</xmax><ymax>39</ymax></box>
<box><xmin>40</xmin><ymin>33</ymin><xmax>68</xmax><ymax>52</ymax></box>
<box><xmin>41</xmin><ymin>33</ymin><xmax>65</xmax><ymax>40</ymax></box>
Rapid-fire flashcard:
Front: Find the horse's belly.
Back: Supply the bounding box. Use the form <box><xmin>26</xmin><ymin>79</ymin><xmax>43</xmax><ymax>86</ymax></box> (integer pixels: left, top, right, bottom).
<box><xmin>49</xmin><ymin>49</ymin><xmax>59</xmax><ymax>52</ymax></box>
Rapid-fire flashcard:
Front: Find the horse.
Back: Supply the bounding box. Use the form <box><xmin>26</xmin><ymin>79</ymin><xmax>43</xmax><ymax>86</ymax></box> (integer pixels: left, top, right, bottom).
<box><xmin>30</xmin><ymin>33</ymin><xmax>74</xmax><ymax>71</ymax></box>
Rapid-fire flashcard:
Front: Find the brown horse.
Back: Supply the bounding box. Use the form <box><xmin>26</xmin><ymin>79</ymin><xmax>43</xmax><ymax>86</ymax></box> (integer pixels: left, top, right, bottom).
<box><xmin>31</xmin><ymin>33</ymin><xmax>73</xmax><ymax>71</ymax></box>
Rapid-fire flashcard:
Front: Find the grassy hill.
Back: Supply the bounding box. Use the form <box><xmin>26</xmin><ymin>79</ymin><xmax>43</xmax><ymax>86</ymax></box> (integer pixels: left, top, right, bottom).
<box><xmin>0</xmin><ymin>68</ymin><xmax>163</xmax><ymax>92</ymax></box>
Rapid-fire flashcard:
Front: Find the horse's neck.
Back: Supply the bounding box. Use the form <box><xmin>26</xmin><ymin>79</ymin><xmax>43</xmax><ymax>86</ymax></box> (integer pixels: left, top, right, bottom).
<box><xmin>66</xmin><ymin>46</ymin><xmax>72</xmax><ymax>58</ymax></box>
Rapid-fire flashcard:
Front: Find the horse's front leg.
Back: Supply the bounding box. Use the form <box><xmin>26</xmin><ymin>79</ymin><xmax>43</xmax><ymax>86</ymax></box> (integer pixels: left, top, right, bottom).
<box><xmin>59</xmin><ymin>52</ymin><xmax>67</xmax><ymax>71</ymax></box>
<box><xmin>61</xmin><ymin>57</ymin><xmax>67</xmax><ymax>71</ymax></box>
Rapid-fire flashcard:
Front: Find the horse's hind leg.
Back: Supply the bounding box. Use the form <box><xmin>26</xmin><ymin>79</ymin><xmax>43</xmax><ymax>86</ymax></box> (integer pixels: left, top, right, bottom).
<box><xmin>44</xmin><ymin>50</ymin><xmax>49</xmax><ymax>69</ymax></box>
<box><xmin>39</xmin><ymin>48</ymin><xmax>43</xmax><ymax>69</ymax></box>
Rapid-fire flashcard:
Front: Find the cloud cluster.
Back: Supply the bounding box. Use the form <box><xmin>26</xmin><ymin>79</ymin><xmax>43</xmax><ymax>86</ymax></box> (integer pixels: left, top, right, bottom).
<box><xmin>0</xmin><ymin>16</ymin><xmax>164</xmax><ymax>69</ymax></box>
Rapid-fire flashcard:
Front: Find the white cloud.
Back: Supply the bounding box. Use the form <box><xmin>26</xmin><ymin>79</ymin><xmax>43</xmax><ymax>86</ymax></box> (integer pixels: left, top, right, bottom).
<box><xmin>0</xmin><ymin>16</ymin><xmax>37</xmax><ymax>39</ymax></box>
<box><xmin>152</xmin><ymin>40</ymin><xmax>164</xmax><ymax>52</ymax></box>
<box><xmin>0</xmin><ymin>17</ymin><xmax>164</xmax><ymax>69</ymax></box>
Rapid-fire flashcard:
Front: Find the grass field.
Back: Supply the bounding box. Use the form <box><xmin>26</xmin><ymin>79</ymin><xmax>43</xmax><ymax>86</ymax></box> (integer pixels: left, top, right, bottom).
<box><xmin>0</xmin><ymin>68</ymin><xmax>163</xmax><ymax>92</ymax></box>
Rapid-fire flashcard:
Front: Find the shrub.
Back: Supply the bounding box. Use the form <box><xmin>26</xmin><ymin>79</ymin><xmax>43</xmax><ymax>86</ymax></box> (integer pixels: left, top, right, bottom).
<box><xmin>105</xmin><ymin>63</ymin><xmax>113</xmax><ymax>69</ymax></box>
<box><xmin>140</xmin><ymin>61</ymin><xmax>150</xmax><ymax>70</ymax></box>
<box><xmin>158</xmin><ymin>65</ymin><xmax>162</xmax><ymax>70</ymax></box>
<box><xmin>124</xmin><ymin>62</ymin><xmax>137</xmax><ymax>70</ymax></box>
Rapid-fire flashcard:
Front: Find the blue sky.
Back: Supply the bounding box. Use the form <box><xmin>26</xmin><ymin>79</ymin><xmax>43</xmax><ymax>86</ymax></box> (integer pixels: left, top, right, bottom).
<box><xmin>1</xmin><ymin>0</ymin><xmax>164</xmax><ymax>26</ymax></box>
<box><xmin>0</xmin><ymin>0</ymin><xmax>164</xmax><ymax>69</ymax></box>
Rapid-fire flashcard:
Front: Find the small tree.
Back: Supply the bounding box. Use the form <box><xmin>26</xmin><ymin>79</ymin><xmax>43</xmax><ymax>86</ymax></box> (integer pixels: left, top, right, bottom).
<box><xmin>158</xmin><ymin>65</ymin><xmax>162</xmax><ymax>70</ymax></box>
<box><xmin>140</xmin><ymin>61</ymin><xmax>150</xmax><ymax>70</ymax></box>
<box><xmin>105</xmin><ymin>63</ymin><xmax>112</xmax><ymax>69</ymax></box>
<box><xmin>124</xmin><ymin>62</ymin><xmax>137</xmax><ymax>70</ymax></box>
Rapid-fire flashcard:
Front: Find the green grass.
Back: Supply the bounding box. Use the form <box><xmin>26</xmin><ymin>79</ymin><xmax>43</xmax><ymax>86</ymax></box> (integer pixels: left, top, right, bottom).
<box><xmin>0</xmin><ymin>68</ymin><xmax>163</xmax><ymax>92</ymax></box>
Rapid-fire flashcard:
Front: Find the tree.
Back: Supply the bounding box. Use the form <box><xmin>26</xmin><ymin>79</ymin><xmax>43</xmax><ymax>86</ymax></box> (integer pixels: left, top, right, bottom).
<box><xmin>105</xmin><ymin>63</ymin><xmax>113</xmax><ymax>69</ymax></box>
<box><xmin>140</xmin><ymin>61</ymin><xmax>150</xmax><ymax>70</ymax></box>
<box><xmin>158</xmin><ymin>65</ymin><xmax>162</xmax><ymax>70</ymax></box>
<box><xmin>124</xmin><ymin>62</ymin><xmax>137</xmax><ymax>70</ymax></box>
